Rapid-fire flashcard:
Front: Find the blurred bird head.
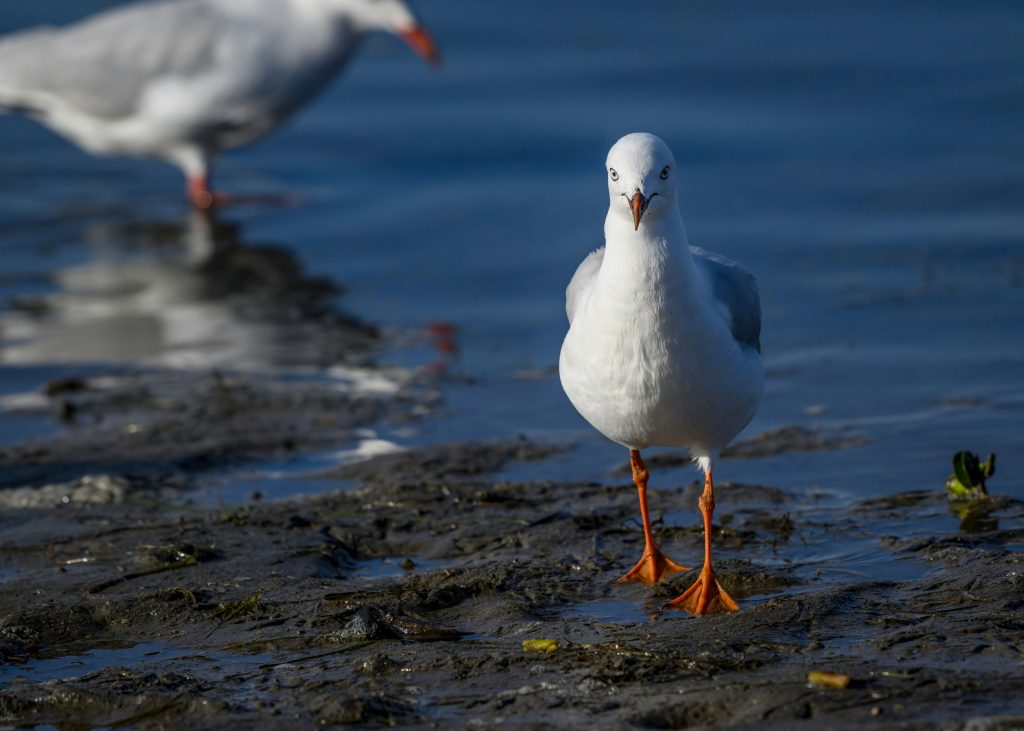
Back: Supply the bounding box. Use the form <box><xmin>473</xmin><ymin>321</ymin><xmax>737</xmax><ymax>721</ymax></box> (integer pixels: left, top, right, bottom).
<box><xmin>335</xmin><ymin>0</ymin><xmax>441</xmax><ymax>66</ymax></box>
<box><xmin>605</xmin><ymin>132</ymin><xmax>679</xmax><ymax>231</ymax></box>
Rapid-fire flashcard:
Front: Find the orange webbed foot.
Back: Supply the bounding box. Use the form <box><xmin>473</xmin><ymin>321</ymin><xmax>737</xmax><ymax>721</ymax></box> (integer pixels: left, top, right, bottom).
<box><xmin>665</xmin><ymin>570</ymin><xmax>739</xmax><ymax>615</ymax></box>
<box><xmin>617</xmin><ymin>547</ymin><xmax>688</xmax><ymax>586</ymax></box>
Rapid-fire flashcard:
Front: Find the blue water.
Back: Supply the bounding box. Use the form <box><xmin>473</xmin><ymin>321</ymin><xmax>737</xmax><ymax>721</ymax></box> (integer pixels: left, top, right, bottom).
<box><xmin>0</xmin><ymin>2</ymin><xmax>1022</xmax><ymax>502</ymax></box>
<box><xmin>0</xmin><ymin>640</ymin><xmax>274</xmax><ymax>683</ymax></box>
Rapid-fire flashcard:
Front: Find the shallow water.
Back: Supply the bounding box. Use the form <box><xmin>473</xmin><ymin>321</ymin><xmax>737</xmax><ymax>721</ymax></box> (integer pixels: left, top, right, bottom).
<box><xmin>561</xmin><ymin>483</ymin><xmax>1023</xmax><ymax>625</ymax></box>
<box><xmin>0</xmin><ymin>641</ymin><xmax>274</xmax><ymax>684</ymax></box>
<box><xmin>1</xmin><ymin>1</ymin><xmax>1022</xmax><ymax>505</ymax></box>
<box><xmin>353</xmin><ymin>556</ymin><xmax>454</xmax><ymax>580</ymax></box>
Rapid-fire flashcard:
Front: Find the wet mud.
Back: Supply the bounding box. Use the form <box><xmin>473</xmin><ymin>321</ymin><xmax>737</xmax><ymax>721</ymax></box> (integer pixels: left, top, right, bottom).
<box><xmin>0</xmin><ymin>366</ymin><xmax>435</xmax><ymax>497</ymax></box>
<box><xmin>2</xmin><ymin>424</ymin><xmax>1024</xmax><ymax>729</ymax></box>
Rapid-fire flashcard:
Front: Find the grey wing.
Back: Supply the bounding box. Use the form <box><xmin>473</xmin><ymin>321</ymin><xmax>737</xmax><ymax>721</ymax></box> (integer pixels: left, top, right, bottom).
<box><xmin>0</xmin><ymin>0</ymin><xmax>231</xmax><ymax>120</ymax></box>
<box><xmin>565</xmin><ymin>247</ymin><xmax>604</xmax><ymax>323</ymax></box>
<box><xmin>691</xmin><ymin>246</ymin><xmax>762</xmax><ymax>353</ymax></box>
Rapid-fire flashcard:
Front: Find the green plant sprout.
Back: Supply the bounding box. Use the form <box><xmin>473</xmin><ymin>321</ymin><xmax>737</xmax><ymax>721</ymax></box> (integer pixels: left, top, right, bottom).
<box><xmin>945</xmin><ymin>451</ymin><xmax>995</xmax><ymax>500</ymax></box>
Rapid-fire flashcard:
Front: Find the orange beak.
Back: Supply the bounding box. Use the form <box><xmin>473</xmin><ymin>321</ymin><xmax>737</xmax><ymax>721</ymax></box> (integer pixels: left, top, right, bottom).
<box><xmin>399</xmin><ymin>25</ymin><xmax>441</xmax><ymax>66</ymax></box>
<box><xmin>631</xmin><ymin>189</ymin><xmax>648</xmax><ymax>230</ymax></box>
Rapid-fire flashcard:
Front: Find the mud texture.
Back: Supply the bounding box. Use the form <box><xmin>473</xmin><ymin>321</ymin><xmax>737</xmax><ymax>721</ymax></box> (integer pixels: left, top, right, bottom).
<box><xmin>2</xmin><ymin>430</ymin><xmax>1024</xmax><ymax>729</ymax></box>
<box><xmin>0</xmin><ymin>366</ymin><xmax>437</xmax><ymax>498</ymax></box>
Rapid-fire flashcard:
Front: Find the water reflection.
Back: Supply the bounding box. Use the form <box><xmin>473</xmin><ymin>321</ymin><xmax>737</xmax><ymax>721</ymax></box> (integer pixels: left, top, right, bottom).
<box><xmin>949</xmin><ymin>498</ymin><xmax>1002</xmax><ymax>534</ymax></box>
<box><xmin>0</xmin><ymin>211</ymin><xmax>376</xmax><ymax>371</ymax></box>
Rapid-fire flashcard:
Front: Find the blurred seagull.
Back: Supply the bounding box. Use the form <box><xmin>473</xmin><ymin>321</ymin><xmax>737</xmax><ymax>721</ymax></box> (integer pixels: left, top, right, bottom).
<box><xmin>0</xmin><ymin>0</ymin><xmax>440</xmax><ymax>207</ymax></box>
<box><xmin>559</xmin><ymin>133</ymin><xmax>764</xmax><ymax>616</ymax></box>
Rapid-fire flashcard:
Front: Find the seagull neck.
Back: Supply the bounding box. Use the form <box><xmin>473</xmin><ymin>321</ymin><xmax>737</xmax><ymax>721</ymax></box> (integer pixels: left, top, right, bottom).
<box><xmin>600</xmin><ymin>211</ymin><xmax>697</xmax><ymax>296</ymax></box>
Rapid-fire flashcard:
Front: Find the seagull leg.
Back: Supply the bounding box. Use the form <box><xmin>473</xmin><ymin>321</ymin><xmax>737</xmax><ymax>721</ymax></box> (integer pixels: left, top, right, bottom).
<box><xmin>665</xmin><ymin>467</ymin><xmax>739</xmax><ymax>615</ymax></box>
<box><xmin>187</xmin><ymin>176</ymin><xmax>302</xmax><ymax>210</ymax></box>
<box><xmin>187</xmin><ymin>176</ymin><xmax>216</xmax><ymax>210</ymax></box>
<box><xmin>617</xmin><ymin>449</ymin><xmax>688</xmax><ymax>585</ymax></box>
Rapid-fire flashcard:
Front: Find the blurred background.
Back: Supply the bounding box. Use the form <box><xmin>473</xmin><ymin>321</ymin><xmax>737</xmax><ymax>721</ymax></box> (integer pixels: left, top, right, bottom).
<box><xmin>1</xmin><ymin>1</ymin><xmax>1022</xmax><ymax>502</ymax></box>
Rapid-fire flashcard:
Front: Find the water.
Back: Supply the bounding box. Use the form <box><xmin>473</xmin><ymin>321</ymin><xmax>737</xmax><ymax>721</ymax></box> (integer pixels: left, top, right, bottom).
<box><xmin>0</xmin><ymin>640</ymin><xmax>274</xmax><ymax>683</ymax></box>
<box><xmin>1</xmin><ymin>1</ymin><xmax>1022</xmax><ymax>505</ymax></box>
<box><xmin>353</xmin><ymin>556</ymin><xmax>454</xmax><ymax>580</ymax></box>
<box><xmin>564</xmin><ymin>486</ymin><xmax>1024</xmax><ymax>624</ymax></box>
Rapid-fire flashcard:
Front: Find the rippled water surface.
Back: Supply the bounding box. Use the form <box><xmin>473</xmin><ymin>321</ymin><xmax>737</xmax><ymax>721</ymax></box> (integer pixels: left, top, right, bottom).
<box><xmin>1</xmin><ymin>1</ymin><xmax>1022</xmax><ymax>502</ymax></box>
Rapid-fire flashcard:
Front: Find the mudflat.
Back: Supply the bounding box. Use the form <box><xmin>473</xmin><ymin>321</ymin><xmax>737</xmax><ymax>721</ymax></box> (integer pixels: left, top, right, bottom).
<box><xmin>2</xmin><ymin>368</ymin><xmax>1022</xmax><ymax>730</ymax></box>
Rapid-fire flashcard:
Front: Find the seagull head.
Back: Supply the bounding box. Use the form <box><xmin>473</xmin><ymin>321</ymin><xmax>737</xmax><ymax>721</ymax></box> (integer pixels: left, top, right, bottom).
<box><xmin>336</xmin><ymin>0</ymin><xmax>441</xmax><ymax>66</ymax></box>
<box><xmin>605</xmin><ymin>132</ymin><xmax>679</xmax><ymax>231</ymax></box>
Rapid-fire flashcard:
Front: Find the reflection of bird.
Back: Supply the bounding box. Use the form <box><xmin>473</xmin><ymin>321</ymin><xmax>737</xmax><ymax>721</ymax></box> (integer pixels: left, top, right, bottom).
<box><xmin>0</xmin><ymin>210</ymin><xmax>373</xmax><ymax>370</ymax></box>
<box><xmin>559</xmin><ymin>133</ymin><xmax>764</xmax><ymax>615</ymax></box>
<box><xmin>0</xmin><ymin>0</ymin><xmax>439</xmax><ymax>207</ymax></box>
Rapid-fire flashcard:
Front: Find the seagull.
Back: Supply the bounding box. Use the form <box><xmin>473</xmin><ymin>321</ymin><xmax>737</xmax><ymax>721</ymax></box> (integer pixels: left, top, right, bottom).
<box><xmin>559</xmin><ymin>133</ymin><xmax>764</xmax><ymax>616</ymax></box>
<box><xmin>0</xmin><ymin>0</ymin><xmax>440</xmax><ymax>208</ymax></box>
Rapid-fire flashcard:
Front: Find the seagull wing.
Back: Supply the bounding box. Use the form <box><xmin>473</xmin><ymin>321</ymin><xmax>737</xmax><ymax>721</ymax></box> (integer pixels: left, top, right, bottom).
<box><xmin>565</xmin><ymin>247</ymin><xmax>604</xmax><ymax>324</ymax></box>
<box><xmin>0</xmin><ymin>0</ymin><xmax>236</xmax><ymax>120</ymax></box>
<box><xmin>691</xmin><ymin>246</ymin><xmax>762</xmax><ymax>353</ymax></box>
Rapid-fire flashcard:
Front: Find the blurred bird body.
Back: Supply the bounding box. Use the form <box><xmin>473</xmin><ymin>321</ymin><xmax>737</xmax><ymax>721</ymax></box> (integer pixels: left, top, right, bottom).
<box><xmin>0</xmin><ymin>0</ymin><xmax>438</xmax><ymax>205</ymax></box>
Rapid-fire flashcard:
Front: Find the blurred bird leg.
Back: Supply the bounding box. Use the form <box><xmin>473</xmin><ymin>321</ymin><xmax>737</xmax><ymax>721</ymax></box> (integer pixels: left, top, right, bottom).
<box><xmin>186</xmin><ymin>177</ymin><xmax>303</xmax><ymax>210</ymax></box>
<box><xmin>188</xmin><ymin>176</ymin><xmax>215</xmax><ymax>210</ymax></box>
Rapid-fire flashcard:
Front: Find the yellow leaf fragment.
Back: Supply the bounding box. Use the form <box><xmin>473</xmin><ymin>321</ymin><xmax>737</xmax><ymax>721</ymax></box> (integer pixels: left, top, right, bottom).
<box><xmin>522</xmin><ymin>639</ymin><xmax>560</xmax><ymax>653</ymax></box>
<box><xmin>807</xmin><ymin>671</ymin><xmax>850</xmax><ymax>689</ymax></box>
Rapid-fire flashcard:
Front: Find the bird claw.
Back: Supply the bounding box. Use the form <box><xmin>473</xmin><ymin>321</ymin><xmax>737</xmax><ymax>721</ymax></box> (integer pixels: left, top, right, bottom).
<box><xmin>194</xmin><ymin>191</ymin><xmax>304</xmax><ymax>210</ymax></box>
<box><xmin>664</xmin><ymin>570</ymin><xmax>739</xmax><ymax>615</ymax></box>
<box><xmin>187</xmin><ymin>177</ymin><xmax>303</xmax><ymax>210</ymax></box>
<box><xmin>617</xmin><ymin>548</ymin><xmax>687</xmax><ymax>586</ymax></box>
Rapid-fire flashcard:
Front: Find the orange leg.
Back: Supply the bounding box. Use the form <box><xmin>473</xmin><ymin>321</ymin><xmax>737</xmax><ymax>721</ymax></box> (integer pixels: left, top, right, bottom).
<box><xmin>665</xmin><ymin>467</ymin><xmax>739</xmax><ymax>615</ymax></box>
<box><xmin>187</xmin><ymin>176</ymin><xmax>215</xmax><ymax>210</ymax></box>
<box><xmin>186</xmin><ymin>178</ymin><xmax>302</xmax><ymax>210</ymax></box>
<box><xmin>617</xmin><ymin>449</ymin><xmax>688</xmax><ymax>585</ymax></box>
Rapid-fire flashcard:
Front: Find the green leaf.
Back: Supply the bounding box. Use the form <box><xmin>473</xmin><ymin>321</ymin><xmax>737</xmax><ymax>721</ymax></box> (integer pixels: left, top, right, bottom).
<box><xmin>981</xmin><ymin>453</ymin><xmax>997</xmax><ymax>479</ymax></box>
<box><xmin>522</xmin><ymin>639</ymin><xmax>560</xmax><ymax>653</ymax></box>
<box><xmin>953</xmin><ymin>451</ymin><xmax>981</xmax><ymax>488</ymax></box>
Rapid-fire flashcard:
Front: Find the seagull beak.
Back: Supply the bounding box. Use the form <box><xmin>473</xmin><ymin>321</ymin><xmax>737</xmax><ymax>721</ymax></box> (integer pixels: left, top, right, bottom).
<box><xmin>630</xmin><ymin>189</ymin><xmax>649</xmax><ymax>231</ymax></box>
<box><xmin>398</xmin><ymin>25</ymin><xmax>441</xmax><ymax>67</ymax></box>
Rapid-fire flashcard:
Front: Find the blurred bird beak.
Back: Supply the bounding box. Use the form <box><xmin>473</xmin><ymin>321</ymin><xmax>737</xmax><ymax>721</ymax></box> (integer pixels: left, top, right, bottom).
<box><xmin>399</xmin><ymin>26</ymin><xmax>441</xmax><ymax>66</ymax></box>
<box><xmin>631</xmin><ymin>189</ymin><xmax>649</xmax><ymax>230</ymax></box>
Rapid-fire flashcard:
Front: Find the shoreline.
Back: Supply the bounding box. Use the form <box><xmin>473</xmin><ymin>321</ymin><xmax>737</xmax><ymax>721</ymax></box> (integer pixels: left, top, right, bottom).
<box><xmin>2</xmin><ymin>391</ymin><xmax>1022</xmax><ymax>727</ymax></box>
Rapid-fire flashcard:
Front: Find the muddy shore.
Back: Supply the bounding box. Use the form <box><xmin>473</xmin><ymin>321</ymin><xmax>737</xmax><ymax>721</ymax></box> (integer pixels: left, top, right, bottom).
<box><xmin>2</xmin><ymin>1</ymin><xmax>1023</xmax><ymax>727</ymax></box>
<box><xmin>2</xmin><ymin>369</ymin><xmax>1023</xmax><ymax>729</ymax></box>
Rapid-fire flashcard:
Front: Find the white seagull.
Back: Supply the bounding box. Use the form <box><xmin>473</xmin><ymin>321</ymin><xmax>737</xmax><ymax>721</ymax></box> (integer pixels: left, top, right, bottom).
<box><xmin>0</xmin><ymin>0</ymin><xmax>439</xmax><ymax>207</ymax></box>
<box><xmin>559</xmin><ymin>132</ymin><xmax>764</xmax><ymax>615</ymax></box>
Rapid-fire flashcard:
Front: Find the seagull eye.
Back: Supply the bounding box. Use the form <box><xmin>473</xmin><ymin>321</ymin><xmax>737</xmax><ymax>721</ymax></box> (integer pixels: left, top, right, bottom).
<box><xmin>660</xmin><ymin>166</ymin><xmax>670</xmax><ymax>180</ymax></box>
<box><xmin>609</xmin><ymin>168</ymin><xmax>619</xmax><ymax>181</ymax></box>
